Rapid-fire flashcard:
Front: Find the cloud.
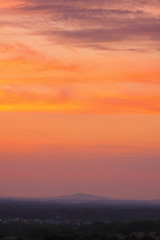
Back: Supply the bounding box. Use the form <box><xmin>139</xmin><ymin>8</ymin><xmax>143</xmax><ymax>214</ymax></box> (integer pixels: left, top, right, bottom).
<box><xmin>0</xmin><ymin>43</ymin><xmax>82</xmax><ymax>77</ymax></box>
<box><xmin>0</xmin><ymin>84</ymin><xmax>75</xmax><ymax>106</ymax></box>
<box><xmin>44</xmin><ymin>20</ymin><xmax>160</xmax><ymax>45</ymax></box>
<box><xmin>20</xmin><ymin>0</ymin><xmax>160</xmax><ymax>9</ymax></box>
<box><xmin>0</xmin><ymin>84</ymin><xmax>159</xmax><ymax>113</ymax></box>
<box><xmin>92</xmin><ymin>95</ymin><xmax>160</xmax><ymax>113</ymax></box>
<box><xmin>1</xmin><ymin>0</ymin><xmax>160</xmax><ymax>51</ymax></box>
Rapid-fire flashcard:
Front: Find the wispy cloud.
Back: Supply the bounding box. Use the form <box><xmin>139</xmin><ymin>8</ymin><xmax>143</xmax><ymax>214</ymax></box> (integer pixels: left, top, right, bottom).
<box><xmin>0</xmin><ymin>83</ymin><xmax>159</xmax><ymax>113</ymax></box>
<box><xmin>1</xmin><ymin>0</ymin><xmax>160</xmax><ymax>51</ymax></box>
<box><xmin>0</xmin><ymin>0</ymin><xmax>160</xmax><ymax>113</ymax></box>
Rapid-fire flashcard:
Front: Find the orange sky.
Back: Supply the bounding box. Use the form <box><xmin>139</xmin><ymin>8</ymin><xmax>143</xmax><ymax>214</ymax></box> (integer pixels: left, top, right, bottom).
<box><xmin>0</xmin><ymin>0</ymin><xmax>160</xmax><ymax>199</ymax></box>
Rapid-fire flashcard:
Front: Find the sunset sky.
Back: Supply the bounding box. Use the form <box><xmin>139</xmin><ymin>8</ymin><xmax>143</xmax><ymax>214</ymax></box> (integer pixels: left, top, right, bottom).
<box><xmin>0</xmin><ymin>0</ymin><xmax>160</xmax><ymax>200</ymax></box>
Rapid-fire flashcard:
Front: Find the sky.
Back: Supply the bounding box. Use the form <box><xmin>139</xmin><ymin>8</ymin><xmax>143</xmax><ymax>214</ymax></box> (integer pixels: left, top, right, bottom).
<box><xmin>0</xmin><ymin>0</ymin><xmax>160</xmax><ymax>200</ymax></box>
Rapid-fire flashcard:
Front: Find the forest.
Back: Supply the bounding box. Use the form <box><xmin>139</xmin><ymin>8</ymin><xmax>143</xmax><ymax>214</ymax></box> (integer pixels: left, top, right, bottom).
<box><xmin>0</xmin><ymin>199</ymin><xmax>160</xmax><ymax>240</ymax></box>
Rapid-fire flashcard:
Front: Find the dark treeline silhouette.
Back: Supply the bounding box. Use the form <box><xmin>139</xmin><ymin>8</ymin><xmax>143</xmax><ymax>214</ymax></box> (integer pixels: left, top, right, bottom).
<box><xmin>0</xmin><ymin>221</ymin><xmax>160</xmax><ymax>240</ymax></box>
<box><xmin>0</xmin><ymin>200</ymin><xmax>160</xmax><ymax>222</ymax></box>
<box><xmin>0</xmin><ymin>199</ymin><xmax>160</xmax><ymax>240</ymax></box>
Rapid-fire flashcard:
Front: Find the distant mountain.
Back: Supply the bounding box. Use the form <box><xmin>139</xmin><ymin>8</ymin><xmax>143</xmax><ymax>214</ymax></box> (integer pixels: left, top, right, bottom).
<box><xmin>53</xmin><ymin>193</ymin><xmax>112</xmax><ymax>202</ymax></box>
<box><xmin>1</xmin><ymin>194</ymin><xmax>160</xmax><ymax>205</ymax></box>
<box><xmin>45</xmin><ymin>194</ymin><xmax>160</xmax><ymax>205</ymax></box>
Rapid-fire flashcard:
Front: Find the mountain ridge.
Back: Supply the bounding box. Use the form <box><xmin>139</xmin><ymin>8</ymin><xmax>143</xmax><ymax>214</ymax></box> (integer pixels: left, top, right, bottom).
<box><xmin>53</xmin><ymin>193</ymin><xmax>112</xmax><ymax>201</ymax></box>
<box><xmin>0</xmin><ymin>193</ymin><xmax>160</xmax><ymax>204</ymax></box>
